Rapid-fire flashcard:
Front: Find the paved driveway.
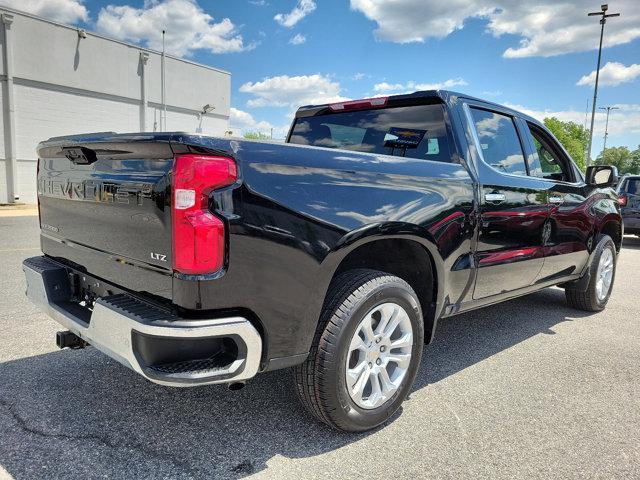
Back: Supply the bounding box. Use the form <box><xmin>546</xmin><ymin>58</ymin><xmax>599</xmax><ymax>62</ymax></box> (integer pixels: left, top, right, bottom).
<box><xmin>1</xmin><ymin>215</ymin><xmax>639</xmax><ymax>479</ymax></box>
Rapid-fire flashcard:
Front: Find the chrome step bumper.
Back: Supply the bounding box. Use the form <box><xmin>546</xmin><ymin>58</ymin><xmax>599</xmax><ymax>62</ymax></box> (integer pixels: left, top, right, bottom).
<box><xmin>23</xmin><ymin>256</ymin><xmax>262</xmax><ymax>387</ymax></box>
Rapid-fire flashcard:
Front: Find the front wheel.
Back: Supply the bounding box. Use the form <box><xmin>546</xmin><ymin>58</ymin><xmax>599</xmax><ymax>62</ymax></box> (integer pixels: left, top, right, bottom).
<box><xmin>293</xmin><ymin>269</ymin><xmax>424</xmax><ymax>432</ymax></box>
<box><xmin>565</xmin><ymin>235</ymin><xmax>617</xmax><ymax>311</ymax></box>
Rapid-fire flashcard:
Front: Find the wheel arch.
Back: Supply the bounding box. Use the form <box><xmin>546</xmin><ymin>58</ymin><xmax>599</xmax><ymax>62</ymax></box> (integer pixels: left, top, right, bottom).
<box><xmin>599</xmin><ymin>218</ymin><xmax>622</xmax><ymax>252</ymax></box>
<box><xmin>318</xmin><ymin>228</ymin><xmax>446</xmax><ymax>345</ymax></box>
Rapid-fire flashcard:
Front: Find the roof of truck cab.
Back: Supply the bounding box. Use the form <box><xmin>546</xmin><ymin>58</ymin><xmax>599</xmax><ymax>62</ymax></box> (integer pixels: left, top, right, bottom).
<box><xmin>295</xmin><ymin>89</ymin><xmax>545</xmax><ymax>129</ymax></box>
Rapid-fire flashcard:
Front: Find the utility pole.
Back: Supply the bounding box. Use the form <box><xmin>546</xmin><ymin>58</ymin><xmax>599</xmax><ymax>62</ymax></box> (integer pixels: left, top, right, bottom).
<box><xmin>599</xmin><ymin>105</ymin><xmax>619</xmax><ymax>157</ymax></box>
<box><xmin>586</xmin><ymin>4</ymin><xmax>620</xmax><ymax>166</ymax></box>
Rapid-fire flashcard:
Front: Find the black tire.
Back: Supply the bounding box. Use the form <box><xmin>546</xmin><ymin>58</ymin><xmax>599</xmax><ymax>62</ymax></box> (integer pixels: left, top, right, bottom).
<box><xmin>293</xmin><ymin>269</ymin><xmax>424</xmax><ymax>432</ymax></box>
<box><xmin>565</xmin><ymin>235</ymin><xmax>617</xmax><ymax>312</ymax></box>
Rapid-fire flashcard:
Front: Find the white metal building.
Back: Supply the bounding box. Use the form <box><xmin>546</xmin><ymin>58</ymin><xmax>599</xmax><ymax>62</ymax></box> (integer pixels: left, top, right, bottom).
<box><xmin>0</xmin><ymin>7</ymin><xmax>231</xmax><ymax>204</ymax></box>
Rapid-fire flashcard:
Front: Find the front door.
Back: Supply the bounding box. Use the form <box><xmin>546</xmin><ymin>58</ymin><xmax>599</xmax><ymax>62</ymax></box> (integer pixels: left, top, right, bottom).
<box><xmin>520</xmin><ymin>122</ymin><xmax>590</xmax><ymax>281</ymax></box>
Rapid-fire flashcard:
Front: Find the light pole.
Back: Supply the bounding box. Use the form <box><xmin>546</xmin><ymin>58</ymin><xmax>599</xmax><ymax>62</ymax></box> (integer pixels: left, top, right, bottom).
<box><xmin>599</xmin><ymin>105</ymin><xmax>619</xmax><ymax>157</ymax></box>
<box><xmin>586</xmin><ymin>4</ymin><xmax>620</xmax><ymax>166</ymax></box>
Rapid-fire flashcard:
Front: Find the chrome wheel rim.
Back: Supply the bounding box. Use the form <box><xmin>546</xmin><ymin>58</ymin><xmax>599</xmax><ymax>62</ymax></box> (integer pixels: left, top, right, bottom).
<box><xmin>595</xmin><ymin>247</ymin><xmax>614</xmax><ymax>302</ymax></box>
<box><xmin>345</xmin><ymin>302</ymin><xmax>413</xmax><ymax>410</ymax></box>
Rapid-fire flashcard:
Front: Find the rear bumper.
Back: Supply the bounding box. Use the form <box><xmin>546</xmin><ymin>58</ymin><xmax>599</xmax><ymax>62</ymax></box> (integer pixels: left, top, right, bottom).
<box><xmin>22</xmin><ymin>256</ymin><xmax>262</xmax><ymax>387</ymax></box>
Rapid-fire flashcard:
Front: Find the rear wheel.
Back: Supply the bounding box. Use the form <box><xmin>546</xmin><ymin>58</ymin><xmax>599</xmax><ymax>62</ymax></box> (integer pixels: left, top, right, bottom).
<box><xmin>565</xmin><ymin>235</ymin><xmax>616</xmax><ymax>311</ymax></box>
<box><xmin>293</xmin><ymin>269</ymin><xmax>424</xmax><ymax>432</ymax></box>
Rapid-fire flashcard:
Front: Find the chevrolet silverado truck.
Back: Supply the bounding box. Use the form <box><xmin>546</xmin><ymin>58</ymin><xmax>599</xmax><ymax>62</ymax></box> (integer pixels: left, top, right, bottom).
<box><xmin>23</xmin><ymin>90</ymin><xmax>622</xmax><ymax>432</ymax></box>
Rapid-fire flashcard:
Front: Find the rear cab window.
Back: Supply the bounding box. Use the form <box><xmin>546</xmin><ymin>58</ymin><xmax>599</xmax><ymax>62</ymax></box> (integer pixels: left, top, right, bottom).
<box><xmin>288</xmin><ymin>102</ymin><xmax>455</xmax><ymax>163</ymax></box>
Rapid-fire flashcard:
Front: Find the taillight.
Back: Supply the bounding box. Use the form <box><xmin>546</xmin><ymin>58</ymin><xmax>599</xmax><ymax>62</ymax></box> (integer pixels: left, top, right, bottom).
<box><xmin>618</xmin><ymin>194</ymin><xmax>627</xmax><ymax>206</ymax></box>
<box><xmin>172</xmin><ymin>154</ymin><xmax>237</xmax><ymax>275</ymax></box>
<box><xmin>329</xmin><ymin>97</ymin><xmax>388</xmax><ymax>111</ymax></box>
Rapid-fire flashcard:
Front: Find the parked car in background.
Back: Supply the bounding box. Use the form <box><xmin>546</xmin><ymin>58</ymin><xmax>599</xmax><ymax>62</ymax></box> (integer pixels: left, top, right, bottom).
<box><xmin>617</xmin><ymin>175</ymin><xmax>640</xmax><ymax>236</ymax></box>
<box><xmin>23</xmin><ymin>90</ymin><xmax>622</xmax><ymax>432</ymax></box>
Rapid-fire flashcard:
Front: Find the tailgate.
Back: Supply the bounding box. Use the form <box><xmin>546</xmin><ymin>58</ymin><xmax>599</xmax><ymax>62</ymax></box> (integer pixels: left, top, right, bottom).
<box><xmin>37</xmin><ymin>134</ymin><xmax>174</xmax><ymax>297</ymax></box>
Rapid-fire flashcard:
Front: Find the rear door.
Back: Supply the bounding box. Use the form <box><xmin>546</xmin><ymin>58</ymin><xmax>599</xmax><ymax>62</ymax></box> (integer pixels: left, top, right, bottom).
<box><xmin>464</xmin><ymin>104</ymin><xmax>549</xmax><ymax>299</ymax></box>
<box><xmin>520</xmin><ymin>123</ymin><xmax>591</xmax><ymax>280</ymax></box>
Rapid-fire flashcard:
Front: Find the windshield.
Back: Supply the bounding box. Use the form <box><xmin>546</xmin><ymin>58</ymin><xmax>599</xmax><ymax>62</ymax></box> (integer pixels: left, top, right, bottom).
<box><xmin>288</xmin><ymin>103</ymin><xmax>454</xmax><ymax>163</ymax></box>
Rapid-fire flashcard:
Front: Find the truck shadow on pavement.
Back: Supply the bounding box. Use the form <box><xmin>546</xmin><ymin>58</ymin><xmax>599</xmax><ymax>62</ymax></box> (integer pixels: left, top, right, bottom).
<box><xmin>0</xmin><ymin>288</ymin><xmax>596</xmax><ymax>480</ymax></box>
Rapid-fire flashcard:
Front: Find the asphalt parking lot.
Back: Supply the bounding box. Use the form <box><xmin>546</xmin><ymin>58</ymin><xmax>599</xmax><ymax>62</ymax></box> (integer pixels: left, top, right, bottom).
<box><xmin>0</xmin><ymin>214</ymin><xmax>638</xmax><ymax>480</ymax></box>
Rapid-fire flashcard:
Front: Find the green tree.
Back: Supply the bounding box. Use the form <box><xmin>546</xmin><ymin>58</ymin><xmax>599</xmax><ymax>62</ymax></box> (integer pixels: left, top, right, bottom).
<box><xmin>631</xmin><ymin>145</ymin><xmax>640</xmax><ymax>174</ymax></box>
<box><xmin>243</xmin><ymin>131</ymin><xmax>270</xmax><ymax>140</ymax></box>
<box><xmin>543</xmin><ymin>117</ymin><xmax>589</xmax><ymax>171</ymax></box>
<box><xmin>595</xmin><ymin>146</ymin><xmax>640</xmax><ymax>175</ymax></box>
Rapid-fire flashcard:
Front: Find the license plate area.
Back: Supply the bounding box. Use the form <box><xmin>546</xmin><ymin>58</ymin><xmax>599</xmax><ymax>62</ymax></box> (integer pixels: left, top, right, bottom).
<box><xmin>67</xmin><ymin>270</ymin><xmax>127</xmax><ymax>310</ymax></box>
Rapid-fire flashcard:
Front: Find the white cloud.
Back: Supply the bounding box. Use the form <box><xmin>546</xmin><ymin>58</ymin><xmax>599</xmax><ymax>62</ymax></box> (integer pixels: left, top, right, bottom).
<box><xmin>289</xmin><ymin>33</ymin><xmax>306</xmax><ymax>45</ymax></box>
<box><xmin>229</xmin><ymin>107</ymin><xmax>291</xmax><ymax>139</ymax></box>
<box><xmin>350</xmin><ymin>0</ymin><xmax>640</xmax><ymax>58</ymax></box>
<box><xmin>352</xmin><ymin>73</ymin><xmax>366</xmax><ymax>81</ymax></box>
<box><xmin>229</xmin><ymin>107</ymin><xmax>273</xmax><ymax>131</ymax></box>
<box><xmin>96</xmin><ymin>0</ymin><xmax>251</xmax><ymax>57</ymax></box>
<box><xmin>373</xmin><ymin>77</ymin><xmax>467</xmax><ymax>93</ymax></box>
<box><xmin>373</xmin><ymin>82</ymin><xmax>405</xmax><ymax>92</ymax></box>
<box><xmin>410</xmin><ymin>78</ymin><xmax>469</xmax><ymax>90</ymax></box>
<box><xmin>0</xmin><ymin>0</ymin><xmax>88</xmax><ymax>24</ymax></box>
<box><xmin>577</xmin><ymin>62</ymin><xmax>640</xmax><ymax>87</ymax></box>
<box><xmin>351</xmin><ymin>0</ymin><xmax>486</xmax><ymax>43</ymax></box>
<box><xmin>239</xmin><ymin>74</ymin><xmax>348</xmax><ymax>108</ymax></box>
<box><xmin>274</xmin><ymin>0</ymin><xmax>316</xmax><ymax>28</ymax></box>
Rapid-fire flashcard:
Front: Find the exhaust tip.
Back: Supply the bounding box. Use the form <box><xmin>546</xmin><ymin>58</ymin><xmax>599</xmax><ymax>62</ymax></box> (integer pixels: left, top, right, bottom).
<box><xmin>227</xmin><ymin>381</ymin><xmax>246</xmax><ymax>391</ymax></box>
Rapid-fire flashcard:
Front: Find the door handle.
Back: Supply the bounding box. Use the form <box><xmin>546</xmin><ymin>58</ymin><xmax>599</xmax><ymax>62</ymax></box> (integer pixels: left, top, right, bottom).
<box><xmin>485</xmin><ymin>192</ymin><xmax>506</xmax><ymax>203</ymax></box>
<box><xmin>549</xmin><ymin>195</ymin><xmax>564</xmax><ymax>204</ymax></box>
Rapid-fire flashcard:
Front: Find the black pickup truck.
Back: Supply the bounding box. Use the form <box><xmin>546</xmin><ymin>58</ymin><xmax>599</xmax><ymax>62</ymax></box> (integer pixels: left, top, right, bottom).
<box><xmin>23</xmin><ymin>90</ymin><xmax>622</xmax><ymax>432</ymax></box>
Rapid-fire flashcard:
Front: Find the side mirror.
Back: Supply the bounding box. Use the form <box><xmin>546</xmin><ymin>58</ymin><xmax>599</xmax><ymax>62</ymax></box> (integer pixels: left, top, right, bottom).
<box><xmin>586</xmin><ymin>165</ymin><xmax>618</xmax><ymax>187</ymax></box>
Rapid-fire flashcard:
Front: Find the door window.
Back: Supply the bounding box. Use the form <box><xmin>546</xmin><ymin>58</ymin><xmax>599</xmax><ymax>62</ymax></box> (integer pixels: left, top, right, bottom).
<box><xmin>469</xmin><ymin>108</ymin><xmax>527</xmax><ymax>175</ymax></box>
<box><xmin>525</xmin><ymin>124</ymin><xmax>572</xmax><ymax>182</ymax></box>
<box><xmin>624</xmin><ymin>178</ymin><xmax>640</xmax><ymax>194</ymax></box>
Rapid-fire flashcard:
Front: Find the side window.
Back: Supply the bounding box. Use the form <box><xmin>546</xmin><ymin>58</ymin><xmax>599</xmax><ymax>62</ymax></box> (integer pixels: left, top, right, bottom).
<box><xmin>626</xmin><ymin>179</ymin><xmax>640</xmax><ymax>195</ymax></box>
<box><xmin>526</xmin><ymin>124</ymin><xmax>572</xmax><ymax>182</ymax></box>
<box><xmin>470</xmin><ymin>108</ymin><xmax>527</xmax><ymax>175</ymax></box>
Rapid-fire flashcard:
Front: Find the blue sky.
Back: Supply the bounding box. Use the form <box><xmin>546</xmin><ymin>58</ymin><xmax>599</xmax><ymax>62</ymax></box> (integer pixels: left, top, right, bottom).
<box><xmin>4</xmin><ymin>0</ymin><xmax>640</xmax><ymax>154</ymax></box>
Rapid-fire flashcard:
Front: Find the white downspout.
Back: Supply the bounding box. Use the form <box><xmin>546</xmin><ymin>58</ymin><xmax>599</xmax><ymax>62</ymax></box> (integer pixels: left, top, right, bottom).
<box><xmin>139</xmin><ymin>51</ymin><xmax>149</xmax><ymax>132</ymax></box>
<box><xmin>161</xmin><ymin>30</ymin><xmax>167</xmax><ymax>132</ymax></box>
<box><xmin>2</xmin><ymin>13</ymin><xmax>17</xmax><ymax>203</ymax></box>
